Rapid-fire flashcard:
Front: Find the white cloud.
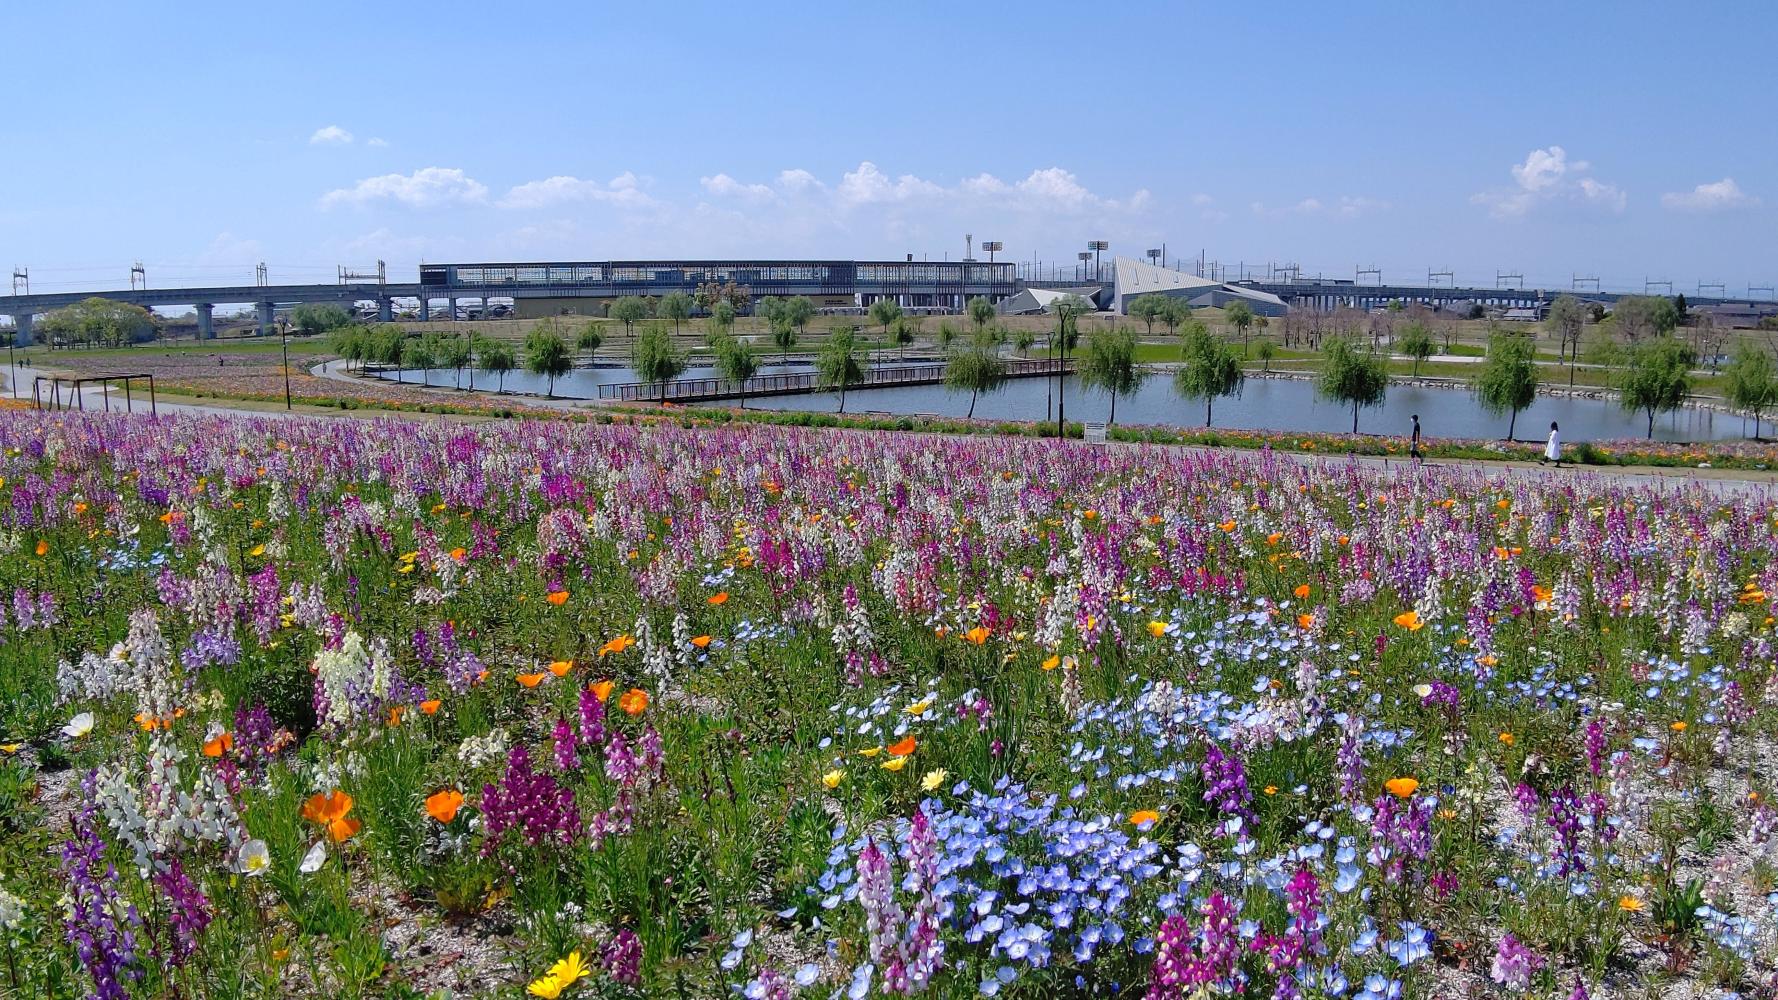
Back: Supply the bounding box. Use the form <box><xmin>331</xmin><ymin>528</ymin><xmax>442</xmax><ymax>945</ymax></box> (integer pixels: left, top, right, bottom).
<box><xmin>776</xmin><ymin>168</ymin><xmax>823</xmax><ymax>193</ymax></box>
<box><xmin>309</xmin><ymin>125</ymin><xmax>353</xmax><ymax>145</ymax></box>
<box><xmin>1250</xmin><ymin>195</ymin><xmax>1386</xmax><ymax>220</ymax></box>
<box><xmin>366</xmin><ymin>137</ymin><xmax>389</xmax><ymax>148</ymax></box>
<box><xmin>338</xmin><ymin>228</ymin><xmax>463</xmax><ymax>260</ymax></box>
<box><xmin>1661</xmin><ymin>177</ymin><xmax>1758</xmax><ymax>212</ymax></box>
<box><xmin>836</xmin><ymin>161</ymin><xmax>947</xmax><ymax>205</ymax></box>
<box><xmin>499</xmin><ymin>172</ymin><xmax>653</xmax><ymax>210</ymax></box>
<box><xmin>1191</xmin><ymin>193</ymin><xmax>1229</xmax><ymax>223</ymax></box>
<box><xmin>699</xmin><ymin>173</ymin><xmax>775</xmax><ymax>201</ymax></box>
<box><xmin>1473</xmin><ymin>146</ymin><xmax>1624</xmax><ymax>218</ymax></box>
<box><xmin>320</xmin><ymin>167</ymin><xmax>488</xmax><ymax>209</ymax></box>
<box><xmin>195</xmin><ymin>231</ymin><xmax>261</xmax><ymax>265</ymax></box>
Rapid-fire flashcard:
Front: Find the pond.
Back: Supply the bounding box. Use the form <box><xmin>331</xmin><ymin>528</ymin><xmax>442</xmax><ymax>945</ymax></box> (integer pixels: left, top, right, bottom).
<box><xmin>376</xmin><ymin>365</ymin><xmax>1743</xmax><ymax>443</ymax></box>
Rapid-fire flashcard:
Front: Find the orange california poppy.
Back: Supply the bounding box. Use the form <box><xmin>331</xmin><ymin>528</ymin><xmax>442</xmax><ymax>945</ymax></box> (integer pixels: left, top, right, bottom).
<box><xmin>420</xmin><ymin>699</ymin><xmax>442</xmax><ymax>716</ymax></box>
<box><xmin>1296</xmin><ymin>613</ymin><xmax>1315</xmax><ymax>630</ymax></box>
<box><xmin>1129</xmin><ymin>809</ymin><xmax>1161</xmax><ymax>826</ymax></box>
<box><xmin>1392</xmin><ymin>611</ymin><xmax>1423</xmax><ymax>632</ymax></box>
<box><xmin>591</xmin><ymin>679</ymin><xmax>616</xmax><ymax>702</ymax></box>
<box><xmin>964</xmin><ymin>626</ymin><xmax>992</xmax><ymax>645</ymax></box>
<box><xmin>1041</xmin><ymin>654</ymin><xmax>1061</xmax><ymax>670</ymax></box>
<box><xmin>547</xmin><ymin>659</ymin><xmax>574</xmax><ymax>677</ymax></box>
<box><xmin>449</xmin><ymin>547</ymin><xmax>467</xmax><ymax>561</ymax></box>
<box><xmin>887</xmin><ymin>735</ymin><xmax>918</xmax><ymax>757</ymax></box>
<box><xmin>1265</xmin><ymin>532</ymin><xmax>1283</xmax><ymax>546</ymax></box>
<box><xmin>302</xmin><ymin>789</ymin><xmax>361</xmax><ymax>841</ymax></box>
<box><xmin>545</xmin><ymin>590</ymin><xmax>569</xmax><ymax>606</ymax></box>
<box><xmin>1293</xmin><ymin>584</ymin><xmax>1311</xmax><ymax>599</ymax></box>
<box><xmin>201</xmin><ymin>731</ymin><xmax>234</xmax><ymax>758</ymax></box>
<box><xmin>708</xmin><ymin>591</ymin><xmax>730</xmax><ymax>606</ymax></box>
<box><xmin>690</xmin><ymin>635</ymin><xmax>713</xmax><ymax>649</ymax></box>
<box><xmin>1384</xmin><ymin>777</ymin><xmax>1420</xmax><ymax>799</ymax></box>
<box><xmin>598</xmin><ymin>635</ymin><xmax>636</xmax><ymax>658</ymax></box>
<box><xmin>516</xmin><ymin>672</ymin><xmax>547</xmax><ymax>688</ymax></box>
<box><xmin>387</xmin><ymin>705</ymin><xmax>406</xmax><ymax>727</ymax></box>
<box><xmin>617</xmin><ymin>688</ymin><xmax>649</xmax><ymax>716</ymax></box>
<box><xmin>425</xmin><ymin>789</ymin><xmax>465</xmax><ymax>824</ymax></box>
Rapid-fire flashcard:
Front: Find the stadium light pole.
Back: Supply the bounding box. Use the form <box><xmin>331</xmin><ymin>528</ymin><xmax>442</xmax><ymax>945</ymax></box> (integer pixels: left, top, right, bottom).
<box><xmin>981</xmin><ymin>242</ymin><xmax>1003</xmax><ymax>302</ymax></box>
<box><xmin>1077</xmin><ymin>251</ymin><xmax>1091</xmax><ymax>283</ymax></box>
<box><xmin>1088</xmin><ymin>240</ymin><xmax>1109</xmax><ymax>283</ymax></box>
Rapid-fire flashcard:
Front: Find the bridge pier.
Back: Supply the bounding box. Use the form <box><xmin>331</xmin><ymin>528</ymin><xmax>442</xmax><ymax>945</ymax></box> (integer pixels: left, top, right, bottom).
<box><xmin>378</xmin><ymin>297</ymin><xmax>393</xmax><ymax>323</ymax></box>
<box><xmin>8</xmin><ymin>312</ymin><xmax>32</xmax><ymax>347</ymax></box>
<box><xmin>418</xmin><ymin>297</ymin><xmax>430</xmax><ymax>322</ymax></box>
<box><xmin>257</xmin><ymin>301</ymin><xmax>274</xmax><ymax>337</ymax></box>
<box><xmin>195</xmin><ymin>303</ymin><xmax>214</xmax><ymax>340</ymax></box>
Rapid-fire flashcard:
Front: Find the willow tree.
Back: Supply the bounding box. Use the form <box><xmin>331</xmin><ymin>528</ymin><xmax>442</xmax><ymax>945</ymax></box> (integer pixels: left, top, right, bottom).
<box><xmin>1078</xmin><ymin>326</ymin><xmax>1146</xmax><ymax>426</ymax></box>
<box><xmin>1475</xmin><ymin>331</ymin><xmax>1539</xmax><ymax>439</ymax></box>
<box><xmin>944</xmin><ymin>331</ymin><xmax>1008</xmax><ymax>418</ymax></box>
<box><xmin>634</xmin><ymin>322</ymin><xmax>687</xmax><ymax>405</ymax></box>
<box><xmin>1317</xmin><ymin>336</ymin><xmax>1387</xmax><ymax>434</ymax></box>
<box><xmin>1174</xmin><ymin>324</ymin><xmax>1244</xmax><ymax>427</ymax></box>
<box><xmin>817</xmin><ymin>326</ymin><xmax>867</xmax><ymax>414</ymax></box>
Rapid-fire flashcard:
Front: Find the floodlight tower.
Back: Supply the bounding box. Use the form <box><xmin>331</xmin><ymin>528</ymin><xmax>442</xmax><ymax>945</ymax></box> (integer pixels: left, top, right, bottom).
<box><xmin>1087</xmin><ymin>240</ymin><xmax>1109</xmax><ymax>283</ymax></box>
<box><xmin>1147</xmin><ymin>248</ymin><xmax>1162</xmax><ymax>268</ymax></box>
<box><xmin>1077</xmin><ymin>252</ymin><xmax>1092</xmax><ymax>283</ymax></box>
<box><xmin>980</xmin><ymin>242</ymin><xmax>1003</xmax><ymax>302</ymax></box>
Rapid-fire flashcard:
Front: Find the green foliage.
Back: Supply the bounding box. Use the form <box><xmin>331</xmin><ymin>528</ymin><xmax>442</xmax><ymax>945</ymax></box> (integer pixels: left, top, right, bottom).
<box><xmin>943</xmin><ymin>331</ymin><xmax>1008</xmax><ymax>418</ymax></box>
<box><xmin>609</xmin><ymin>296</ymin><xmax>651</xmax><ymax>337</ymax></box>
<box><xmin>1128</xmin><ymin>295</ymin><xmax>1170</xmax><ymax>336</ymax></box>
<box><xmin>1474</xmin><ymin>331</ymin><xmax>1539</xmax><ymax>439</ymax></box>
<box><xmin>714</xmin><ymin>334</ymin><xmax>760</xmax><ymax>408</ymax></box>
<box><xmin>708</xmin><ymin>300</ymin><xmax>736</xmax><ymax>338</ymax></box>
<box><xmin>634</xmin><ymin>322</ymin><xmax>688</xmax><ymax>403</ymax></box>
<box><xmin>1316</xmin><ymin>336</ymin><xmax>1388</xmax><ymax>433</ymax></box>
<box><xmin>291</xmin><ymin>303</ymin><xmax>353</xmax><ymax>335</ymax></box>
<box><xmin>658</xmin><ymin>291</ymin><xmax>694</xmax><ymax>335</ymax></box>
<box><xmin>1610</xmin><ymin>295</ymin><xmax>1680</xmax><ymax>341</ymax></box>
<box><xmin>399</xmin><ymin>338</ymin><xmax>434</xmax><ymax>383</ymax></box>
<box><xmin>436</xmin><ymin>335</ymin><xmax>473</xmax><ymax>387</ymax></box>
<box><xmin>966</xmin><ymin>296</ymin><xmax>995</xmax><ymax>331</ymax></box>
<box><xmin>1173</xmin><ymin>324</ymin><xmax>1244</xmax><ymax>426</ymax></box>
<box><xmin>576</xmin><ymin>322</ymin><xmax>604</xmax><ymax>354</ymax></box>
<box><xmin>1614</xmin><ymin>336</ymin><xmax>1695</xmax><ymax>438</ymax></box>
<box><xmin>782</xmin><ymin>296</ymin><xmax>816</xmax><ymax>335</ymax></box>
<box><xmin>478</xmin><ymin>341</ymin><xmax>517</xmax><ymax>392</ymax></box>
<box><xmin>524</xmin><ymin>326</ymin><xmax>574</xmax><ymax>398</ymax></box>
<box><xmin>1077</xmin><ymin>326</ymin><xmax>1146</xmax><ymax>425</ymax></box>
<box><xmin>816</xmin><ymin>326</ymin><xmax>867</xmax><ymax>413</ymax></box>
<box><xmin>1725</xmin><ymin>342</ymin><xmax>1778</xmax><ymax>438</ymax></box>
<box><xmin>1396</xmin><ymin>322</ymin><xmax>1435</xmax><ymax>376</ymax></box>
<box><xmin>39</xmin><ymin>297</ymin><xmax>158</xmax><ymax>348</ymax></box>
<box><xmin>1224</xmin><ymin>300</ymin><xmax>1255</xmax><ymax>336</ymax></box>
<box><xmin>868</xmin><ymin>298</ymin><xmax>903</xmax><ymax>337</ymax></box>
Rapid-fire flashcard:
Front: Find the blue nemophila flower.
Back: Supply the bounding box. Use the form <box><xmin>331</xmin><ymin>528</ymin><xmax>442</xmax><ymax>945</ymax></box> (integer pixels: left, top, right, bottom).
<box><xmin>1385</xmin><ymin>921</ymin><xmax>1433</xmax><ymax>967</ymax></box>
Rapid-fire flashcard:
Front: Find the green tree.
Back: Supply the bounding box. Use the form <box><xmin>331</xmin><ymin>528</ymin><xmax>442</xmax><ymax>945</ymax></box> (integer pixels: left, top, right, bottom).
<box><xmin>479</xmin><ymin>341</ymin><xmax>516</xmax><ymax>393</ymax></box>
<box><xmin>783</xmin><ymin>296</ymin><xmax>816</xmax><ymax>339</ymax></box>
<box><xmin>1160</xmin><ymin>298</ymin><xmax>1190</xmax><ymax>339</ymax></box>
<box><xmin>1726</xmin><ymin>342</ymin><xmax>1778</xmax><ymax>439</ymax></box>
<box><xmin>944</xmin><ymin>331</ymin><xmax>1008</xmax><ymax>419</ymax></box>
<box><xmin>1317</xmin><ymin>336</ymin><xmax>1388</xmax><ymax>434</ymax></box>
<box><xmin>1546</xmin><ymin>294</ymin><xmax>1586</xmax><ymax>385</ymax></box>
<box><xmin>1129</xmin><ymin>295</ymin><xmax>1169</xmax><ymax>337</ymax></box>
<box><xmin>524</xmin><ymin>327</ymin><xmax>573</xmax><ymax>398</ymax></box>
<box><xmin>438</xmin><ymin>334</ymin><xmax>473</xmax><ymax>388</ymax></box>
<box><xmin>756</xmin><ymin>296</ymin><xmax>786</xmax><ymax>331</ymax></box>
<box><xmin>714</xmin><ymin>334</ymin><xmax>760</xmax><ymax>410</ymax></box>
<box><xmin>658</xmin><ymin>291</ymin><xmax>694</xmax><ymax>337</ymax></box>
<box><xmin>1615</xmin><ymin>336</ymin><xmax>1695</xmax><ymax>438</ymax></box>
<box><xmin>1077</xmin><ymin>326</ymin><xmax>1146</xmax><ymax>426</ymax></box>
<box><xmin>291</xmin><ymin>302</ymin><xmax>352</xmax><ymax>335</ymax></box>
<box><xmin>816</xmin><ymin>326</ymin><xmax>867</xmax><ymax>413</ymax></box>
<box><xmin>633</xmin><ymin>322</ymin><xmax>688</xmax><ymax>405</ymax></box>
<box><xmin>609</xmin><ymin>297</ymin><xmax>650</xmax><ymax>341</ymax></box>
<box><xmin>40</xmin><ymin>297</ymin><xmax>158</xmax><ymax>348</ymax></box>
<box><xmin>707</xmin><ymin>300</ymin><xmax>736</xmax><ymax>343</ymax></box>
<box><xmin>966</xmin><ymin>296</ymin><xmax>996</xmax><ymax>332</ymax></box>
<box><xmin>402</xmin><ymin>337</ymin><xmax>435</xmax><ymax>387</ymax></box>
<box><xmin>576</xmin><ymin>322</ymin><xmax>604</xmax><ymax>360</ymax></box>
<box><xmin>869</xmin><ymin>298</ymin><xmax>903</xmax><ymax>344</ymax></box>
<box><xmin>1255</xmin><ymin>338</ymin><xmax>1277</xmax><ymax>373</ymax></box>
<box><xmin>770</xmin><ymin>319</ymin><xmax>798</xmax><ymax>363</ymax></box>
<box><xmin>889</xmin><ymin>316</ymin><xmax>916</xmax><ymax>360</ymax></box>
<box><xmin>1397</xmin><ymin>321</ymin><xmax>1435</xmax><ymax>376</ymax></box>
<box><xmin>1173</xmin><ymin>323</ymin><xmax>1244</xmax><ymax>427</ymax></box>
<box><xmin>1611</xmin><ymin>295</ymin><xmax>1679</xmax><ymax>342</ymax></box>
<box><xmin>1475</xmin><ymin>331</ymin><xmax>1539</xmax><ymax>439</ymax></box>
<box><xmin>329</xmin><ymin>325</ymin><xmax>366</xmax><ymax>371</ymax></box>
<box><xmin>1225</xmin><ymin>300</ymin><xmax>1256</xmax><ymax>356</ymax></box>
<box><xmin>936</xmin><ymin>322</ymin><xmax>959</xmax><ymax>352</ymax></box>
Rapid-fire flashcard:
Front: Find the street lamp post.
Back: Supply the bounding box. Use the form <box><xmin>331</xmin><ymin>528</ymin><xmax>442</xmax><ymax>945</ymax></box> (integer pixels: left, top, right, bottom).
<box><xmin>1088</xmin><ymin>240</ymin><xmax>1109</xmax><ymax>283</ymax></box>
<box><xmin>279</xmin><ymin>317</ymin><xmax>292</xmax><ymax>410</ymax></box>
<box><xmin>1053</xmin><ymin>297</ymin><xmax>1084</xmax><ymax>439</ymax></box>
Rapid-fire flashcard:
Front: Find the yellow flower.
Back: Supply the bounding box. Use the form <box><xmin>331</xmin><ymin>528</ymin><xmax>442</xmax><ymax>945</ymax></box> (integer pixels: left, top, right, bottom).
<box><xmin>1146</xmin><ymin>621</ymin><xmax>1169</xmax><ymax>638</ymax></box>
<box><xmin>1670</xmin><ymin>721</ymin><xmax>1688</xmax><ymax>733</ymax></box>
<box><xmin>821</xmin><ymin>769</ymin><xmax>844</xmax><ymax>789</ymax></box>
<box><xmin>904</xmin><ymin>698</ymin><xmax>933</xmax><ymax>716</ymax></box>
<box><xmin>1618</xmin><ymin>895</ymin><xmax>1646</xmax><ymax>913</ymax></box>
<box><xmin>1128</xmin><ymin>809</ymin><xmax>1161</xmax><ymax>827</ymax></box>
<box><xmin>1498</xmin><ymin>732</ymin><xmax>1515</xmax><ymax>746</ymax></box>
<box><xmin>1263</xmin><ymin>785</ymin><xmax>1278</xmax><ymax>796</ymax></box>
<box><xmin>546</xmin><ymin>952</ymin><xmax>591</xmax><ymax>991</ymax></box>
<box><xmin>921</xmin><ymin>768</ymin><xmax>949</xmax><ymax>791</ymax></box>
<box><xmin>527</xmin><ymin>974</ymin><xmax>566</xmax><ymax>1000</ymax></box>
<box><xmin>1041</xmin><ymin>654</ymin><xmax>1061</xmax><ymax>671</ymax></box>
<box><xmin>880</xmin><ymin>755</ymin><xmax>909</xmax><ymax>772</ymax></box>
<box><xmin>249</xmin><ymin>543</ymin><xmax>266</xmax><ymax>557</ymax></box>
<box><xmin>857</xmin><ymin>746</ymin><xmax>882</xmax><ymax>758</ymax></box>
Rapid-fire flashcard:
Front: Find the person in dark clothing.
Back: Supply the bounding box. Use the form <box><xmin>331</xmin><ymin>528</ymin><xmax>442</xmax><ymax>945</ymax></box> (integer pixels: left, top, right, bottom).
<box><xmin>1409</xmin><ymin>414</ymin><xmax>1423</xmax><ymax>464</ymax></box>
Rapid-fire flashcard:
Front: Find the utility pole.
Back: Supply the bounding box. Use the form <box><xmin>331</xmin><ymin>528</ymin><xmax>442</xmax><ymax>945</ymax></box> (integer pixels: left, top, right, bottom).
<box><xmin>279</xmin><ymin>317</ymin><xmax>292</xmax><ymax>410</ymax></box>
<box><xmin>130</xmin><ymin>261</ymin><xmax>146</xmax><ymax>290</ymax></box>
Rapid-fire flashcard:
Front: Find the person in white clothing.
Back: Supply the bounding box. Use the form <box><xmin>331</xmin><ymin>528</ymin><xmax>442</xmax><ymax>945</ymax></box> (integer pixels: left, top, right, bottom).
<box><xmin>1538</xmin><ymin>421</ymin><xmax>1562</xmax><ymax>467</ymax></box>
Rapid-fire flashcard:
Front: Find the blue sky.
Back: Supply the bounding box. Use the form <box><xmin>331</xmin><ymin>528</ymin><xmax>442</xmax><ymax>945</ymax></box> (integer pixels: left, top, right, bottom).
<box><xmin>3</xmin><ymin>1</ymin><xmax>1773</xmax><ymax>295</ymax></box>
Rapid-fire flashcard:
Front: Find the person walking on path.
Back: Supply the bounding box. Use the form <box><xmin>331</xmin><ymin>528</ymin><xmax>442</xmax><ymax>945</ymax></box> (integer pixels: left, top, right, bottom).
<box><xmin>1408</xmin><ymin>414</ymin><xmax>1423</xmax><ymax>464</ymax></box>
<box><xmin>1539</xmin><ymin>421</ymin><xmax>1562</xmax><ymax>468</ymax></box>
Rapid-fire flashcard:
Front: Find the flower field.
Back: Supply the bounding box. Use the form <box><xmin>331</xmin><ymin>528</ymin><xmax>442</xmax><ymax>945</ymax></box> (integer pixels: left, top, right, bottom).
<box><xmin>4</xmin><ymin>410</ymin><xmax>1778</xmax><ymax>1000</ymax></box>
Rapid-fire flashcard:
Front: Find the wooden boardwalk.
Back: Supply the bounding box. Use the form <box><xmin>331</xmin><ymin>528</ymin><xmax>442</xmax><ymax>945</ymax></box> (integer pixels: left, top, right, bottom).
<box><xmin>597</xmin><ymin>357</ymin><xmax>1074</xmax><ymax>404</ymax></box>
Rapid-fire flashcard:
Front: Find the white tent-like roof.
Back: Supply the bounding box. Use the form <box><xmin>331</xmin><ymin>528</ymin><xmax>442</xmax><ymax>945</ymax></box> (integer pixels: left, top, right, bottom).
<box><xmin>1110</xmin><ymin>257</ymin><xmax>1287</xmax><ymax>316</ymax></box>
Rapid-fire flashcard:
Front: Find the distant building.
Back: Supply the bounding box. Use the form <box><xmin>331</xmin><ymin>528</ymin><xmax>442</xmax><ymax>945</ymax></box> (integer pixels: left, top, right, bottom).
<box><xmin>997</xmin><ymin>286</ymin><xmax>1103</xmax><ymax>315</ymax></box>
<box><xmin>1109</xmin><ymin>258</ymin><xmax>1287</xmax><ymax>317</ymax></box>
<box><xmin>1692</xmin><ymin>302</ymin><xmax>1778</xmax><ymax>328</ymax></box>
